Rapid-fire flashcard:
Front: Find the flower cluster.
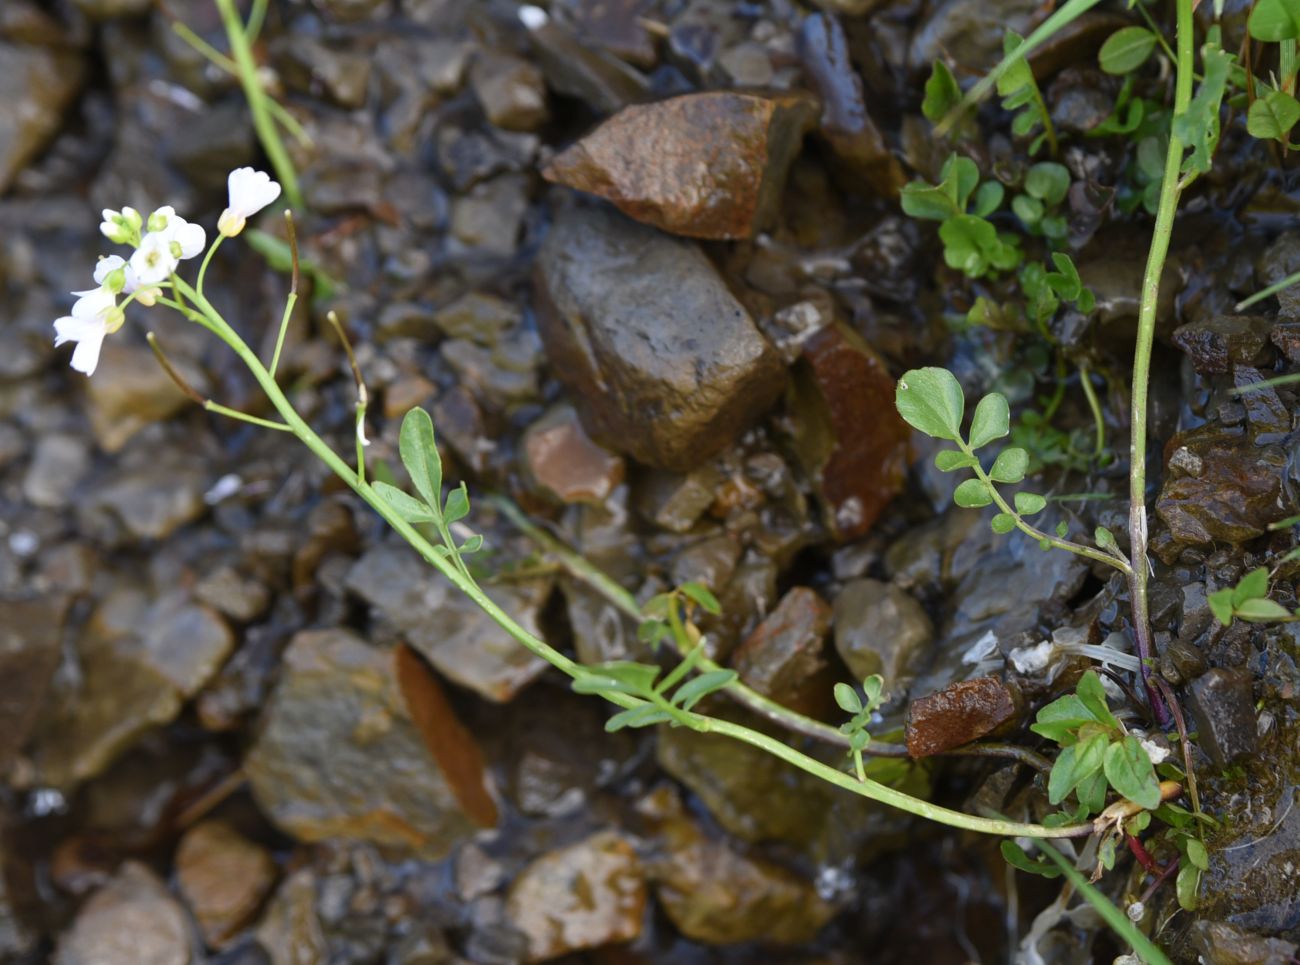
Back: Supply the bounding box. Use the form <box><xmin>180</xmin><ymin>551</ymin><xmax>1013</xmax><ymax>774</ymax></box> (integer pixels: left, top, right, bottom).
<box><xmin>54</xmin><ymin>167</ymin><xmax>282</xmax><ymax>377</ymax></box>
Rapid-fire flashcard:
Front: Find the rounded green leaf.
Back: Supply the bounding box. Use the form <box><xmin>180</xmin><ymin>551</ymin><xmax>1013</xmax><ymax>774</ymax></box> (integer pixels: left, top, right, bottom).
<box><xmin>968</xmin><ymin>393</ymin><xmax>1010</xmax><ymax>449</ymax></box>
<box><xmin>1024</xmin><ymin>162</ymin><xmax>1070</xmax><ymax>205</ymax></box>
<box><xmin>1099</xmin><ymin>26</ymin><xmax>1157</xmax><ymax>75</ymax></box>
<box><xmin>989</xmin><ymin>447</ymin><xmax>1028</xmax><ymax>483</ymax></box>
<box><xmin>990</xmin><ymin>512</ymin><xmax>1016</xmax><ymax>534</ymax></box>
<box><xmin>834</xmin><ymin>682</ymin><xmax>862</xmax><ymax>714</ymax></box>
<box><xmin>1249</xmin><ymin>0</ymin><xmax>1300</xmax><ymax>41</ymax></box>
<box><xmin>1234</xmin><ymin>597</ymin><xmax>1293</xmax><ymax>622</ymax></box>
<box><xmin>935</xmin><ymin>450</ymin><xmax>978</xmax><ymax>472</ymax></box>
<box><xmin>971</xmin><ymin>180</ymin><xmax>1004</xmax><ymax>218</ymax></box>
<box><xmin>1012</xmin><ymin>194</ymin><xmax>1044</xmax><ymax>225</ymax></box>
<box><xmin>1104</xmin><ymin>735</ymin><xmax>1161</xmax><ymax>810</ymax></box>
<box><xmin>398</xmin><ymin>407</ymin><xmax>442</xmax><ymax>509</ymax></box>
<box><xmin>1176</xmin><ymin>864</ymin><xmax>1201</xmax><ymax>911</ymax></box>
<box><xmin>954</xmin><ymin>478</ymin><xmax>993</xmax><ymax>508</ymax></box>
<box><xmin>1247</xmin><ymin>89</ymin><xmax>1300</xmax><ymax>141</ymax></box>
<box><xmin>1095</xmin><ymin>525</ymin><xmax>1118</xmax><ymax>552</ymax></box>
<box><xmin>1014</xmin><ymin>491</ymin><xmax>1047</xmax><ymax>515</ymax></box>
<box><xmin>896</xmin><ymin>367</ymin><xmax>966</xmax><ymax>441</ymax></box>
<box><xmin>1185</xmin><ymin>838</ymin><xmax>1209</xmax><ymax>872</ymax></box>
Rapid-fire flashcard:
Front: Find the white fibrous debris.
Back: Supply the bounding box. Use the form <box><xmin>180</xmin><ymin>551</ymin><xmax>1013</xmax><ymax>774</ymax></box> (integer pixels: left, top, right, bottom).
<box><xmin>1010</xmin><ymin>639</ymin><xmax>1054</xmax><ymax>674</ymax></box>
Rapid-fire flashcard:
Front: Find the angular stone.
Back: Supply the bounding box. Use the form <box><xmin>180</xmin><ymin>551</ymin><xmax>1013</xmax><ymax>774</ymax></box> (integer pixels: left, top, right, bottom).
<box><xmin>432</xmin><ymin>291</ymin><xmax>520</xmax><ymax>344</ymax></box>
<box><xmin>470</xmin><ymin>51</ymin><xmax>548</xmax><ymax>132</ymax></box>
<box><xmin>0</xmin><ymin>42</ymin><xmax>85</xmax><ymax>193</ymax></box>
<box><xmin>1188</xmin><ymin>921</ymin><xmax>1297</xmax><ymax>965</ymax></box>
<box><xmin>505</xmin><ymin>831</ymin><xmax>646</xmax><ymax>962</ymax></box>
<box><xmin>543</xmin><ymin>91</ymin><xmax>817</xmax><ymax>240</ymax></box>
<box><xmin>525</xmin><ymin>14</ymin><xmax>650</xmax><ymax>115</ymax></box>
<box><xmin>244</xmin><ymin>629</ymin><xmax>488</xmax><ymax>858</ymax></box>
<box><xmin>0</xmin><ymin>594</ymin><xmax>68</xmax><ymax>771</ymax></box>
<box><xmin>633</xmin><ymin>465</ymin><xmax>724</xmax><ymax>533</ymax></box>
<box><xmin>905</xmin><ymin>677</ymin><xmax>1018</xmax><ymax>757</ymax></box>
<box><xmin>833</xmin><ymin>578</ymin><xmax>933</xmax><ymax>692</ymax></box>
<box><xmin>522</xmin><ymin>404</ymin><xmax>625</xmax><ymax>505</ymax></box>
<box><xmin>85</xmin><ymin>342</ymin><xmax>203</xmax><ymax>453</ymax></box>
<box><xmin>54</xmin><ymin>862</ymin><xmax>191</xmax><ymax>965</ymax></box>
<box><xmin>32</xmin><ymin>591</ymin><xmax>233</xmax><ymax>789</ymax></box>
<box><xmin>346</xmin><ymin>544</ymin><xmax>551</xmax><ymax>702</ymax></box>
<box><xmin>1189</xmin><ymin>668</ymin><xmax>1258</xmax><ymax>769</ymax></box>
<box><xmin>642</xmin><ymin>791</ymin><xmax>835</xmax><ymax>945</ymax></box>
<box><xmin>1156</xmin><ymin>424</ymin><xmax>1298</xmax><ymax>546</ymax></box>
<box><xmin>789</xmin><ymin>323</ymin><xmax>910</xmax><ymax>540</ymax></box>
<box><xmin>535</xmin><ymin>206</ymin><xmax>785</xmax><ymax>470</ymax></box>
<box><xmin>23</xmin><ymin>434</ymin><xmax>90</xmax><ymax>509</ymax></box>
<box><xmin>799</xmin><ymin>15</ymin><xmax>904</xmax><ymax>195</ymax></box>
<box><xmin>1172</xmin><ymin>316</ymin><xmax>1274</xmax><ymax>374</ymax></box>
<box><xmin>175</xmin><ymin>821</ymin><xmax>277</xmax><ymax>948</ymax></box>
<box><xmin>730</xmin><ymin>587</ymin><xmax>831</xmax><ymax>712</ymax></box>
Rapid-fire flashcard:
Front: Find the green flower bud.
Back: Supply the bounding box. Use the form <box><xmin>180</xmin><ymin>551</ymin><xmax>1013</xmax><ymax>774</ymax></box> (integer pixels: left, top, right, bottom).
<box><xmin>105</xmin><ymin>267</ymin><xmax>126</xmax><ymax>293</ymax></box>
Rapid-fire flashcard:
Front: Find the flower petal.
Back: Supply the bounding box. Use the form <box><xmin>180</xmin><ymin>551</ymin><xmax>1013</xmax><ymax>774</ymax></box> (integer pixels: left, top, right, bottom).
<box><xmin>54</xmin><ymin>313</ymin><xmax>106</xmax><ymax>347</ymax></box>
<box><xmin>173</xmin><ymin>220</ymin><xmax>206</xmax><ymax>259</ymax></box>
<box><xmin>130</xmin><ymin>232</ymin><xmax>178</xmax><ymax>285</ymax></box>
<box><xmin>227</xmin><ymin>167</ymin><xmax>281</xmax><ymax>219</ymax></box>
<box><xmin>71</xmin><ymin>286</ymin><xmax>116</xmax><ymax>319</ymax></box>
<box><xmin>69</xmin><ymin>331</ymin><xmax>106</xmax><ymax>375</ymax></box>
<box><xmin>93</xmin><ymin>254</ymin><xmax>127</xmax><ymax>286</ymax></box>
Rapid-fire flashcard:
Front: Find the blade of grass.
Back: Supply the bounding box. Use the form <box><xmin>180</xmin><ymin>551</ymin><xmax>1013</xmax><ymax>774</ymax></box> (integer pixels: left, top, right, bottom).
<box><xmin>1034</xmin><ymin>840</ymin><xmax>1174</xmax><ymax>965</ymax></box>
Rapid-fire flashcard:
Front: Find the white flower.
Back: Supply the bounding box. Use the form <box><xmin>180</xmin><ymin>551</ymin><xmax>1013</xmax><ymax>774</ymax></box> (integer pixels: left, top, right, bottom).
<box><xmin>93</xmin><ymin>255</ymin><xmax>137</xmax><ymax>294</ymax></box>
<box><xmin>218</xmin><ymin>167</ymin><xmax>281</xmax><ymax>237</ymax></box>
<box><xmin>52</xmin><ymin>288</ymin><xmax>120</xmax><ymax>377</ymax></box>
<box><xmin>99</xmin><ymin>206</ymin><xmax>141</xmax><ymax>245</ymax></box>
<box><xmin>147</xmin><ymin>206</ymin><xmax>206</xmax><ymax>259</ymax></box>
<box><xmin>130</xmin><ymin>231</ymin><xmax>180</xmax><ymax>285</ymax></box>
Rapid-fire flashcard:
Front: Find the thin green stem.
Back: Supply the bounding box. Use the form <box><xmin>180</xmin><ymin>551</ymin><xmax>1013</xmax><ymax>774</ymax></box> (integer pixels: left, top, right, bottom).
<box><xmin>214</xmin><ymin>0</ymin><xmax>303</xmax><ymax>209</ymax></box>
<box><xmin>1128</xmin><ymin>0</ymin><xmax>1194</xmax><ymax>729</ymax></box>
<box><xmin>1078</xmin><ymin>365</ymin><xmax>1106</xmax><ymax>459</ymax></box>
<box><xmin>197</xmin><ymin>235</ymin><xmax>224</xmax><ymax>297</ymax></box>
<box><xmin>268</xmin><ymin>291</ymin><xmax>296</xmax><ymax>379</ymax></box>
<box><xmin>962</xmin><ymin>444</ymin><xmax>1131</xmax><ymax>574</ymax></box>
<box><xmin>204</xmin><ymin>401</ymin><xmax>292</xmax><ymax>431</ymax></box>
<box><xmin>245</xmin><ymin>0</ymin><xmax>269</xmax><ymax>43</ymax></box>
<box><xmin>171</xmin><ymin>275</ymin><xmax>1087</xmax><ymax>840</ymax></box>
<box><xmin>1134</xmin><ymin>0</ymin><xmax>1177</xmax><ymax>65</ymax></box>
<box><xmin>170</xmin><ymin>21</ymin><xmax>311</xmax><ymax>146</ymax></box>
<box><xmin>1235</xmin><ymin>266</ymin><xmax>1300</xmax><ymax>311</ymax></box>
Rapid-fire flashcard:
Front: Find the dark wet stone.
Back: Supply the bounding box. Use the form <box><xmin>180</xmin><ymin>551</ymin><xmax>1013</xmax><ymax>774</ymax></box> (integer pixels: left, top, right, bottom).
<box><xmin>543</xmin><ymin>91</ymin><xmax>817</xmax><ymax>240</ymax></box>
<box><xmin>175</xmin><ymin>821</ymin><xmax>277</xmax><ymax>949</ymax></box>
<box><xmin>569</xmin><ymin>0</ymin><xmax>656</xmax><ymax>67</ymax></box>
<box><xmin>670</xmin><ymin>534</ymin><xmax>739</xmax><ymax>594</ymax></box>
<box><xmin>634</xmin><ymin>465</ymin><xmax>724</xmax><ymax>533</ymax></box>
<box><xmin>383</xmin><ymin>375</ymin><xmax>436</xmax><ymax>420</ymax></box>
<box><xmin>1156</xmin><ymin>424</ymin><xmax>1298</xmax><ymax>547</ymax></box>
<box><xmin>85</xmin><ymin>342</ymin><xmax>204</xmax><ymax>453</ymax></box>
<box><xmin>244</xmin><ymin>629</ymin><xmax>486</xmax><ymax>859</ymax></box>
<box><xmin>505</xmin><ymin>832</ymin><xmax>645</xmax><ymax>962</ymax></box>
<box><xmin>85</xmin><ymin>448</ymin><xmax>208</xmax><ymax>542</ymax></box>
<box><xmin>194</xmin><ymin>565</ymin><xmax>271</xmax><ymax>623</ymax></box>
<box><xmin>561</xmin><ymin>579</ymin><xmax>640</xmax><ymax>665</ymax></box>
<box><xmin>441</xmin><ymin>336</ymin><xmax>540</xmax><ymax>408</ymax></box>
<box><xmin>788</xmin><ymin>323</ymin><xmax>910</xmax><ymax>540</ymax></box>
<box><xmin>470</xmin><ymin>51</ymin><xmax>548</xmax><ymax>132</ymax></box>
<box><xmin>1172</xmin><ymin>316</ymin><xmax>1275</xmax><ymax>374</ymax></box>
<box><xmin>449</xmin><ymin>173</ymin><xmax>529</xmax><ymax>256</ymax></box>
<box><xmin>346</xmin><ymin>544</ymin><xmax>551</xmax><ymax>702</ymax></box>
<box><xmin>534</xmin><ymin>206</ymin><xmax>785</xmax><ymax>470</ymax></box>
<box><xmin>1234</xmin><ymin>366</ymin><xmax>1290</xmax><ymax>434</ymax></box>
<box><xmin>639</xmin><ymin>788</ymin><xmax>836</xmax><ymax>945</ymax></box>
<box><xmin>432</xmin><ymin>292</ymin><xmax>520</xmax><ymax>344</ymax></box>
<box><xmin>1270</xmin><ymin>321</ymin><xmax>1300</xmax><ymax>363</ymax></box>
<box><xmin>1078</xmin><ymin>228</ymin><xmax>1181</xmax><ymax>333</ymax></box>
<box><xmin>32</xmin><ymin>590</ymin><xmax>233</xmax><ymax>789</ymax></box>
<box><xmin>23</xmin><ymin>434</ymin><xmax>90</xmax><ymax>509</ymax></box>
<box><xmin>833</xmin><ymin>578</ymin><xmax>933</xmax><ymax>692</ymax></box>
<box><xmin>525</xmin><ymin>14</ymin><xmax>650</xmax><ymax>115</ymax></box>
<box><xmin>799</xmin><ymin>14</ymin><xmax>903</xmax><ymax>196</ymax></box>
<box><xmin>1188</xmin><ymin>921</ymin><xmax>1297</xmax><ymax>965</ymax></box>
<box><xmin>730</xmin><ymin>587</ymin><xmax>832</xmax><ymax>712</ymax></box>
<box><xmin>276</xmin><ymin>35</ymin><xmax>371</xmax><ymax>109</ymax></box>
<box><xmin>55</xmin><ymin>861</ymin><xmax>192</xmax><ymax>965</ymax></box>
<box><xmin>436</xmin><ymin>124</ymin><xmax>537</xmax><ymax>192</ymax></box>
<box><xmin>0</xmin><ymin>594</ymin><xmax>68</xmax><ymax>771</ymax></box>
<box><xmin>909</xmin><ymin>0</ymin><xmax>1042</xmax><ymax>72</ymax></box>
<box><xmin>1189</xmin><ymin>668</ymin><xmax>1257</xmax><ymax>769</ymax></box>
<box><xmin>312</xmin><ymin>0</ymin><xmax>389</xmax><ymax>22</ymax></box>
<box><xmin>1256</xmin><ymin>232</ymin><xmax>1300</xmax><ymax>319</ymax></box>
<box><xmin>523</xmin><ymin>404</ymin><xmax>625</xmax><ymax>505</ymax></box>
<box><xmin>0</xmin><ymin>42</ymin><xmax>85</xmax><ymax>192</ymax></box>
<box><xmin>905</xmin><ymin>677</ymin><xmax>1019</xmax><ymax>757</ymax></box>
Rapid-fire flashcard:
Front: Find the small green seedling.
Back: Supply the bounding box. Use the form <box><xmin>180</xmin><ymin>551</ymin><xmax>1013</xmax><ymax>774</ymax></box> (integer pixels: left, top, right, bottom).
<box><xmin>834</xmin><ymin>674</ymin><xmax>887</xmax><ymax>781</ymax></box>
<box><xmin>900</xmin><ymin>154</ymin><xmax>1021</xmax><ymax>278</ymax></box>
<box><xmin>1207</xmin><ymin>563</ymin><xmax>1300</xmax><ymax>625</ymax></box>
<box><xmin>1012</xmin><ymin>162</ymin><xmax>1072</xmax><ymax>241</ymax></box>
<box><xmin>997</xmin><ymin>30</ymin><xmax>1057</xmax><ymax>156</ymax></box>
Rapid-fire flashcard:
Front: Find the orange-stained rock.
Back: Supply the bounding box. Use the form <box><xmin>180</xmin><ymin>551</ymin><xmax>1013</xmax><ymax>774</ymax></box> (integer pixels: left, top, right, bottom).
<box><xmin>730</xmin><ymin>587</ymin><xmax>832</xmax><ymax>715</ymax></box>
<box><xmin>905</xmin><ymin>676</ymin><xmax>1019</xmax><ymax>758</ymax></box>
<box><xmin>175</xmin><ymin>821</ymin><xmax>277</xmax><ymax>948</ymax></box>
<box><xmin>522</xmin><ymin>404</ymin><xmax>625</xmax><ymax>504</ymax></box>
<box><xmin>542</xmin><ymin>91</ymin><xmax>817</xmax><ymax>240</ymax></box>
<box><xmin>790</xmin><ymin>323</ymin><xmax>909</xmax><ymax>540</ymax></box>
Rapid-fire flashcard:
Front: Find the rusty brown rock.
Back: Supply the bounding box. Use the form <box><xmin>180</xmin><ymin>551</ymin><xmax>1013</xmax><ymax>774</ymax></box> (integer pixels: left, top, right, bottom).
<box><xmin>470</xmin><ymin>51</ymin><xmax>548</xmax><ymax>132</ymax></box>
<box><xmin>730</xmin><ymin>587</ymin><xmax>832</xmax><ymax>714</ymax></box>
<box><xmin>522</xmin><ymin>404</ymin><xmax>625</xmax><ymax>504</ymax></box>
<box><xmin>175</xmin><ymin>821</ymin><xmax>277</xmax><ymax>948</ymax></box>
<box><xmin>542</xmin><ymin>91</ymin><xmax>817</xmax><ymax>240</ymax></box>
<box><xmin>505</xmin><ymin>831</ymin><xmax>646</xmax><ymax>962</ymax></box>
<box><xmin>535</xmin><ymin>205</ymin><xmax>785</xmax><ymax>470</ymax></box>
<box><xmin>905</xmin><ymin>677</ymin><xmax>1019</xmax><ymax>758</ymax></box>
<box><xmin>789</xmin><ymin>323</ymin><xmax>910</xmax><ymax>540</ymax></box>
